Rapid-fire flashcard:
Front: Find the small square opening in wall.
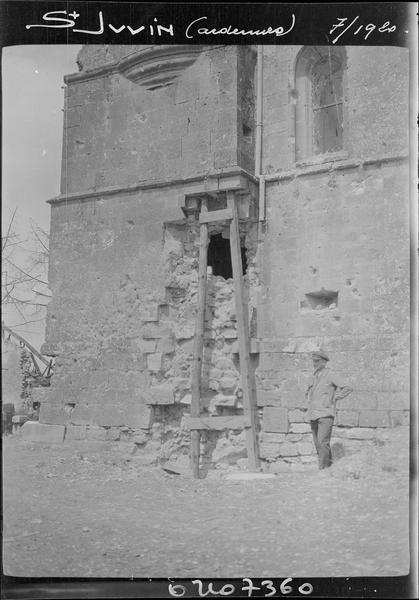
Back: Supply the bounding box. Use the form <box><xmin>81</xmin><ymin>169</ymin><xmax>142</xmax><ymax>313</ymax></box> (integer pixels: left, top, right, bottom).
<box><xmin>207</xmin><ymin>234</ymin><xmax>247</xmax><ymax>280</ymax></box>
<box><xmin>301</xmin><ymin>289</ymin><xmax>338</xmax><ymax>311</ymax></box>
<box><xmin>242</xmin><ymin>124</ymin><xmax>252</xmax><ymax>142</ymax></box>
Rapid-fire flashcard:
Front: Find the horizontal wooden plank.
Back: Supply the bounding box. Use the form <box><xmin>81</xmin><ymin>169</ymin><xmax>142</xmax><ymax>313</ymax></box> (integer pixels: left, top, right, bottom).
<box><xmin>199</xmin><ymin>208</ymin><xmax>233</xmax><ymax>224</ymax></box>
<box><xmin>187</xmin><ymin>415</ymin><xmax>251</xmax><ymax>431</ymax></box>
<box><xmin>231</xmin><ymin>339</ymin><xmax>260</xmax><ymax>354</ymax></box>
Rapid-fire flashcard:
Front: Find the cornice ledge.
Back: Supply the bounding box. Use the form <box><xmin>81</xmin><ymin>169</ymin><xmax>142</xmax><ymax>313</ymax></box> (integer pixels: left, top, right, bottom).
<box><xmin>64</xmin><ymin>45</ymin><xmax>207</xmax><ymax>89</ymax></box>
<box><xmin>47</xmin><ymin>168</ymin><xmax>258</xmax><ymax>206</ymax></box>
<box><xmin>264</xmin><ymin>153</ymin><xmax>409</xmax><ymax>183</ymax></box>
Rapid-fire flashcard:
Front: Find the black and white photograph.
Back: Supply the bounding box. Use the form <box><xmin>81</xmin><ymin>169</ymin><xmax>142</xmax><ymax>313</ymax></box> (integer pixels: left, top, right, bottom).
<box><xmin>1</xmin><ymin>2</ymin><xmax>418</xmax><ymax>597</ymax></box>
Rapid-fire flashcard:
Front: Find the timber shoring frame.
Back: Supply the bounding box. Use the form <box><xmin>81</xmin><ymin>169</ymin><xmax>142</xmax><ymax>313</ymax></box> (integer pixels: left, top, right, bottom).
<box><xmin>189</xmin><ymin>192</ymin><xmax>260</xmax><ymax>477</ymax></box>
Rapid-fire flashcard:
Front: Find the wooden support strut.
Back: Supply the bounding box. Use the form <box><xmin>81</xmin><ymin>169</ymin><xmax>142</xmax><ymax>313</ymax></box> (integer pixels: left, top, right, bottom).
<box><xmin>190</xmin><ymin>198</ymin><xmax>209</xmax><ymax>478</ymax></box>
<box><xmin>227</xmin><ymin>190</ymin><xmax>260</xmax><ymax>471</ymax></box>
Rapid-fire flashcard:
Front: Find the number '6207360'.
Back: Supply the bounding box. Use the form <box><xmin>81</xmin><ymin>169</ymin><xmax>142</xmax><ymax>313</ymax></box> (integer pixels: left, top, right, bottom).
<box><xmin>168</xmin><ymin>578</ymin><xmax>314</xmax><ymax>597</ymax></box>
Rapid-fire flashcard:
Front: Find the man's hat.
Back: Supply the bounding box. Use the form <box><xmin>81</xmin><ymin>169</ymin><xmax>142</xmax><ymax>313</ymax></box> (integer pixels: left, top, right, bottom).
<box><xmin>311</xmin><ymin>350</ymin><xmax>329</xmax><ymax>361</ymax></box>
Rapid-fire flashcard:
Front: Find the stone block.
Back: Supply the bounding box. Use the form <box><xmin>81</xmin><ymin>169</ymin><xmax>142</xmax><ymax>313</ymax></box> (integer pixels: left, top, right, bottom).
<box><xmin>215</xmin><ymin>357</ymin><xmax>234</xmax><ymax>370</ymax></box>
<box><xmin>129</xmin><ymin>452</ymin><xmax>157</xmax><ymax>466</ymax></box>
<box><xmin>288</xmin><ymin>409</ymin><xmax>307</xmax><ymax>422</ymax></box>
<box><xmin>84</xmin><ymin>401</ymin><xmax>153</xmax><ymax>429</ymax></box>
<box><xmin>137</xmin><ymin>340</ymin><xmax>156</xmax><ymax>354</ymax></box>
<box><xmin>333</xmin><ymin>426</ymin><xmax>348</xmax><ymax>438</ymax></box>
<box><xmin>377</xmin><ymin>391</ymin><xmax>410</xmax><ymax>410</ymax></box>
<box><xmin>345</xmin><ymin>427</ymin><xmax>375</xmax><ymax>440</ymax></box>
<box><xmin>237</xmin><ymin>458</ymin><xmax>249</xmax><ymax>471</ymax></box>
<box><xmin>259</xmin><ymin>442</ymin><xmax>281</xmax><ymax>460</ymax></box>
<box><xmin>177</xmin><ymin>339</ymin><xmax>195</xmax><ymax>355</ymax></box>
<box><xmin>289</xmin><ymin>422</ymin><xmax>311</xmax><ymax>434</ymax></box>
<box><xmin>336</xmin><ymin>411</ymin><xmax>359</xmax><ymax>427</ymax></box>
<box><xmin>279</xmin><ymin>442</ymin><xmax>299</xmax><ymax>457</ymax></box>
<box><xmin>140</xmin><ymin>305</ymin><xmax>159</xmax><ymax>322</ymax></box>
<box><xmin>20</xmin><ymin>421</ymin><xmax>65</xmax><ymax>444</ymax></box>
<box><xmin>106</xmin><ymin>427</ymin><xmax>121</xmax><ymax>441</ymax></box>
<box><xmin>358</xmin><ymin>410</ymin><xmax>390</xmax><ymax>428</ymax></box>
<box><xmin>259</xmin><ymin>432</ymin><xmax>287</xmax><ymax>444</ymax></box>
<box><xmin>39</xmin><ymin>403</ymin><xmax>70</xmax><ymax>426</ymax></box>
<box><xmin>148</xmin><ymin>385</ymin><xmax>175</xmax><ymax>405</ymax></box>
<box><xmin>262</xmin><ymin>407</ymin><xmax>289</xmax><ymax>433</ymax></box>
<box><xmin>258</xmin><ymin>353</ymin><xmax>281</xmax><ymax>371</ymax></box>
<box><xmin>390</xmin><ymin>411</ymin><xmax>409</xmax><ymax>427</ymax></box>
<box><xmin>133</xmin><ymin>431</ymin><xmax>148</xmax><ymax>445</ymax></box>
<box><xmin>296</xmin><ymin>442</ymin><xmax>314</xmax><ymax>455</ymax></box>
<box><xmin>12</xmin><ymin>415</ymin><xmax>29</xmax><ymax>424</ymax></box>
<box><xmin>209</xmin><ymin>379</ymin><xmax>220</xmax><ymax>392</ymax></box>
<box><xmin>212</xmin><ymin>438</ymin><xmax>247</xmax><ymax>464</ymax></box>
<box><xmin>219</xmin><ymin>377</ymin><xmax>237</xmax><ymax>392</ymax></box>
<box><xmin>256</xmin><ymin>389</ymin><xmax>280</xmax><ymax>407</ymax></box>
<box><xmin>65</xmin><ymin>425</ymin><xmax>87</xmax><ymax>440</ymax></box>
<box><xmin>86</xmin><ymin>426</ymin><xmax>107</xmax><ymax>441</ymax></box>
<box><xmin>141</xmin><ymin>324</ymin><xmax>171</xmax><ymax>339</ymax></box>
<box><xmin>301</xmin><ymin>455</ymin><xmax>317</xmax><ymax>464</ymax></box>
<box><xmin>214</xmin><ymin>394</ymin><xmax>238</xmax><ymax>408</ymax></box>
<box><xmin>90</xmin><ymin>404</ymin><xmax>123</xmax><ymax>427</ymax></box>
<box><xmin>173</xmin><ymin>377</ymin><xmax>190</xmax><ymax>392</ymax></box>
<box><xmin>179</xmin><ymin>393</ymin><xmax>191</xmax><ymax>405</ymax></box>
<box><xmin>263</xmin><ymin>461</ymin><xmax>292</xmax><ymax>474</ymax></box>
<box><xmin>280</xmin><ymin>379</ymin><xmax>307</xmax><ymax>409</ymax></box>
<box><xmin>222</xmin><ymin>328</ymin><xmax>237</xmax><ymax>340</ymax></box>
<box><xmin>338</xmin><ymin>392</ymin><xmax>377</xmax><ymax>411</ymax></box>
<box><xmin>157</xmin><ymin>337</ymin><xmax>175</xmax><ymax>354</ymax></box>
<box><xmin>125</xmin><ymin>404</ymin><xmax>153</xmax><ymax>429</ymax></box>
<box><xmin>70</xmin><ymin>404</ymin><xmax>91</xmax><ymax>425</ymax></box>
<box><xmin>147</xmin><ymin>353</ymin><xmax>163</xmax><ymax>371</ymax></box>
<box><xmin>31</xmin><ymin>388</ymin><xmax>54</xmax><ymax>404</ymax></box>
<box><xmin>285</xmin><ymin>433</ymin><xmax>302</xmax><ymax>442</ymax></box>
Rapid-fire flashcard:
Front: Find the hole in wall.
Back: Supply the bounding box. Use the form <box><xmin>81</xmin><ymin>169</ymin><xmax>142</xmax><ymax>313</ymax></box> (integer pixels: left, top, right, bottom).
<box><xmin>242</xmin><ymin>124</ymin><xmax>252</xmax><ymax>142</ymax></box>
<box><xmin>207</xmin><ymin>234</ymin><xmax>247</xmax><ymax>280</ymax></box>
<box><xmin>64</xmin><ymin>402</ymin><xmax>76</xmax><ymax>415</ymax></box>
<box><xmin>243</xmin><ymin>124</ymin><xmax>252</xmax><ymax>136</ymax></box>
<box><xmin>301</xmin><ymin>288</ymin><xmax>338</xmax><ymax>311</ymax></box>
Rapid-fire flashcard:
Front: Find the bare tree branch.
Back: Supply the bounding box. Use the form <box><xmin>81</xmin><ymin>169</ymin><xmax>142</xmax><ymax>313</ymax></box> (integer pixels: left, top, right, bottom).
<box><xmin>3</xmin><ymin>256</ymin><xmax>48</xmax><ymax>285</ymax></box>
<box><xmin>2</xmin><ymin>208</ymin><xmax>17</xmax><ymax>252</ymax></box>
<box><xmin>2</xmin><ymin>210</ymin><xmax>50</xmax><ymax>328</ymax></box>
<box><xmin>29</xmin><ymin>219</ymin><xmax>49</xmax><ymax>254</ymax></box>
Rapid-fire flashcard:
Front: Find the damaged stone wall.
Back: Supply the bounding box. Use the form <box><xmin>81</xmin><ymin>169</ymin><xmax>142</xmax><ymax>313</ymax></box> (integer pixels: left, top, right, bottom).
<box><xmin>251</xmin><ymin>45</ymin><xmax>410</xmax><ymax>471</ymax></box>
<box><xmin>37</xmin><ymin>192</ymin><xmax>260</xmax><ymax>470</ymax></box>
<box><xmin>156</xmin><ymin>200</ymin><xmax>261</xmax><ymax>469</ymax></box>
<box><xmin>2</xmin><ymin>338</ymin><xmax>23</xmax><ymax>408</ymax></box>
<box><xmin>37</xmin><ymin>43</ymin><xmax>260</xmax><ymax>469</ymax></box>
<box><xmin>60</xmin><ymin>45</ymin><xmax>253</xmax><ymax>194</ymax></box>
<box><xmin>38</xmin><ymin>43</ymin><xmax>410</xmax><ymax>474</ymax></box>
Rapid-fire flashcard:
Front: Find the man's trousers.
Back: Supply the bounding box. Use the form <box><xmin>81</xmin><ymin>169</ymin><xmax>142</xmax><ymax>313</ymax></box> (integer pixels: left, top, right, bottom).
<box><xmin>310</xmin><ymin>416</ymin><xmax>334</xmax><ymax>469</ymax></box>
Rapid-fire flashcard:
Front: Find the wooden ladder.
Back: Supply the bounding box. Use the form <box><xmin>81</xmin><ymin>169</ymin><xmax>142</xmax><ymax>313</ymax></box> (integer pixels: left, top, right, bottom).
<box><xmin>190</xmin><ymin>191</ymin><xmax>260</xmax><ymax>478</ymax></box>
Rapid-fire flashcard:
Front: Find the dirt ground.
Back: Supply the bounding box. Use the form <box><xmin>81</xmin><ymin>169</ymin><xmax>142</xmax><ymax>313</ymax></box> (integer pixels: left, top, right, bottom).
<box><xmin>2</xmin><ymin>426</ymin><xmax>411</xmax><ymax>579</ymax></box>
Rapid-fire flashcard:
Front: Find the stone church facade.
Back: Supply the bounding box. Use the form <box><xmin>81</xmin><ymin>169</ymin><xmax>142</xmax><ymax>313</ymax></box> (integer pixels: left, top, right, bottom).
<box><xmin>35</xmin><ymin>44</ymin><xmax>410</xmax><ymax>471</ymax></box>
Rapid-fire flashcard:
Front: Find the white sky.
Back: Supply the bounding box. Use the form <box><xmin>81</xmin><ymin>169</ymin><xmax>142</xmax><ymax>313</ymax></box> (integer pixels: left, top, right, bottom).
<box><xmin>2</xmin><ymin>44</ymin><xmax>82</xmax><ymax>234</ymax></box>
<box><xmin>2</xmin><ymin>45</ymin><xmax>82</xmax><ymax>346</ymax></box>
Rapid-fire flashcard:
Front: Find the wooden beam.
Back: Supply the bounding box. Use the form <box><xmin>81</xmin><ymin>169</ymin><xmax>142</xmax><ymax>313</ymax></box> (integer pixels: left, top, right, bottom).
<box><xmin>187</xmin><ymin>415</ymin><xmax>251</xmax><ymax>431</ymax></box>
<box><xmin>199</xmin><ymin>208</ymin><xmax>233</xmax><ymax>224</ymax></box>
<box><xmin>227</xmin><ymin>190</ymin><xmax>260</xmax><ymax>471</ymax></box>
<box><xmin>190</xmin><ymin>198</ymin><xmax>209</xmax><ymax>478</ymax></box>
<box><xmin>2</xmin><ymin>325</ymin><xmax>50</xmax><ymax>366</ymax></box>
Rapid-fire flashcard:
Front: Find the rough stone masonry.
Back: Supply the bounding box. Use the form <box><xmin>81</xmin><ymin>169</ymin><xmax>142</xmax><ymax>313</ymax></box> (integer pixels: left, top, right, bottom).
<box><xmin>32</xmin><ymin>44</ymin><xmax>410</xmax><ymax>472</ymax></box>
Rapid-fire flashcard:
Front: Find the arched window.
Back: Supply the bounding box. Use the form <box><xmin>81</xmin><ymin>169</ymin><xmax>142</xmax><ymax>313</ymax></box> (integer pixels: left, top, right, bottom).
<box><xmin>295</xmin><ymin>47</ymin><xmax>346</xmax><ymax>162</ymax></box>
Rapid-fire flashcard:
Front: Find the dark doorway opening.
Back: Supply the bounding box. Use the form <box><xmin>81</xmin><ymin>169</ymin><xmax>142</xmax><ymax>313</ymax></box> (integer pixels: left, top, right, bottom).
<box><xmin>207</xmin><ymin>234</ymin><xmax>247</xmax><ymax>279</ymax></box>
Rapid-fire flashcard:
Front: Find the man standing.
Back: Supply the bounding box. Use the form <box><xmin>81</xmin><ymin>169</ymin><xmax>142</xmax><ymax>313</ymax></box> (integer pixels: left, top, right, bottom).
<box><xmin>306</xmin><ymin>350</ymin><xmax>353</xmax><ymax>470</ymax></box>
